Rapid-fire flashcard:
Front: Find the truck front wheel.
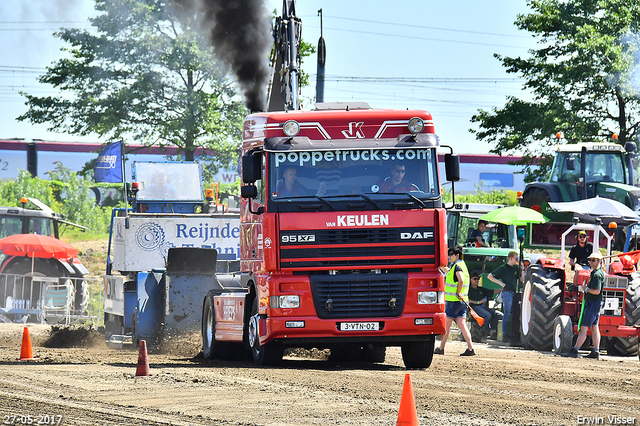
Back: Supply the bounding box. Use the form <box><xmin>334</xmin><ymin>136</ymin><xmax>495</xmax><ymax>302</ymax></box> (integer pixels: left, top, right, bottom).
<box><xmin>400</xmin><ymin>337</ymin><xmax>434</xmax><ymax>369</ymax></box>
<box><xmin>248</xmin><ymin>297</ymin><xmax>283</xmax><ymax>366</ymax></box>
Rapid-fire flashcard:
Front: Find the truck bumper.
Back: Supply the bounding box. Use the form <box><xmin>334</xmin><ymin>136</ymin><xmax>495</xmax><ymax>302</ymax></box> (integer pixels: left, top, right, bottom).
<box><xmin>260</xmin><ymin>312</ymin><xmax>446</xmax><ymax>346</ymax></box>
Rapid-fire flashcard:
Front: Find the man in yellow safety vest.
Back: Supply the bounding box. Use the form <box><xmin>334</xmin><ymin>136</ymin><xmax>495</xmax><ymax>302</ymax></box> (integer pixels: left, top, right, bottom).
<box><xmin>434</xmin><ymin>246</ymin><xmax>476</xmax><ymax>356</ymax></box>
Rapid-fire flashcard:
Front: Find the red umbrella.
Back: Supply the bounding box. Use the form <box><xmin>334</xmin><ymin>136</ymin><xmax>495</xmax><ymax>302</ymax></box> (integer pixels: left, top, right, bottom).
<box><xmin>0</xmin><ymin>234</ymin><xmax>78</xmax><ymax>259</ymax></box>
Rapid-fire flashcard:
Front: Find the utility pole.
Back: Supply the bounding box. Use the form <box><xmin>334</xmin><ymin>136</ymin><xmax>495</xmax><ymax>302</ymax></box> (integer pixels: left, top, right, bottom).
<box><xmin>316</xmin><ymin>8</ymin><xmax>326</xmax><ymax>104</ymax></box>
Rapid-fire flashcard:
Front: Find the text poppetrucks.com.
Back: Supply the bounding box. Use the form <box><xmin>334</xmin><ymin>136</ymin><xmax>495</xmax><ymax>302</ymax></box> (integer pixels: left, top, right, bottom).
<box><xmin>577</xmin><ymin>415</ymin><xmax>636</xmax><ymax>424</ymax></box>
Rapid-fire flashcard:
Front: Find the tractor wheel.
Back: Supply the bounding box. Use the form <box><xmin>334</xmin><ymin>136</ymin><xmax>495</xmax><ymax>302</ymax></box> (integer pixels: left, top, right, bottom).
<box><xmin>202</xmin><ymin>292</ymin><xmax>236</xmax><ymax>360</ymax></box>
<box><xmin>605</xmin><ymin>273</ymin><xmax>640</xmax><ymax>356</ymax></box>
<box><xmin>520</xmin><ymin>188</ymin><xmax>551</xmax><ymax>212</ymax></box>
<box><xmin>468</xmin><ymin>317</ymin><xmax>484</xmax><ymax>343</ymax></box>
<box><xmin>2</xmin><ymin>258</ymin><xmax>88</xmax><ymax>315</ymax></box>
<box><xmin>553</xmin><ymin>315</ymin><xmax>573</xmax><ymax>354</ymax></box>
<box><xmin>3</xmin><ymin>258</ymin><xmax>65</xmax><ymax>311</ymax></box>
<box><xmin>248</xmin><ymin>297</ymin><xmax>283</xmax><ymax>366</ymax></box>
<box><xmin>361</xmin><ymin>344</ymin><xmax>386</xmax><ymax>363</ymax></box>
<box><xmin>520</xmin><ymin>265</ymin><xmax>562</xmax><ymax>351</ymax></box>
<box><xmin>400</xmin><ymin>337</ymin><xmax>435</xmax><ymax>370</ymax></box>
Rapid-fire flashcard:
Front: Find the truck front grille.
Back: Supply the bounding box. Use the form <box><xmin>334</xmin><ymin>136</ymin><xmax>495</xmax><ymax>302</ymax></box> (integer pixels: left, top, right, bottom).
<box><xmin>310</xmin><ymin>272</ymin><xmax>407</xmax><ymax>319</ymax></box>
<box><xmin>279</xmin><ymin>227</ymin><xmax>435</xmax><ymax>268</ymax></box>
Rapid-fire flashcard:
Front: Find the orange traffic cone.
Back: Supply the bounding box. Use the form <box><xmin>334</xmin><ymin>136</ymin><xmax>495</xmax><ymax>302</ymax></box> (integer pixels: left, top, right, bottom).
<box><xmin>396</xmin><ymin>373</ymin><xmax>419</xmax><ymax>426</ymax></box>
<box><xmin>18</xmin><ymin>326</ymin><xmax>38</xmax><ymax>361</ymax></box>
<box><xmin>134</xmin><ymin>340</ymin><xmax>150</xmax><ymax>377</ymax></box>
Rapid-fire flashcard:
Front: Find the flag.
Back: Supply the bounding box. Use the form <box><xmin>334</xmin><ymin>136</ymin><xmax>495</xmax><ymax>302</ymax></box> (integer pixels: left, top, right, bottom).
<box><xmin>94</xmin><ymin>141</ymin><xmax>123</xmax><ymax>183</ymax></box>
<box><xmin>618</xmin><ymin>250</ymin><xmax>640</xmax><ymax>269</ymax></box>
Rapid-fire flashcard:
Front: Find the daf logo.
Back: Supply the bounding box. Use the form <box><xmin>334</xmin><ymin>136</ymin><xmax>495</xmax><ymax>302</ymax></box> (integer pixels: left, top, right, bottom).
<box><xmin>401</xmin><ymin>231</ymin><xmax>434</xmax><ymax>240</ymax></box>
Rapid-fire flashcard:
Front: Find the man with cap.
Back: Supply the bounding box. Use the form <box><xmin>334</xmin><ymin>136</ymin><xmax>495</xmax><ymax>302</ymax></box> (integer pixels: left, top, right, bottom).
<box><xmin>563</xmin><ymin>251</ymin><xmax>604</xmax><ymax>359</ymax></box>
<box><xmin>434</xmin><ymin>246</ymin><xmax>476</xmax><ymax>356</ymax></box>
<box><xmin>568</xmin><ymin>230</ymin><xmax>593</xmax><ymax>270</ymax></box>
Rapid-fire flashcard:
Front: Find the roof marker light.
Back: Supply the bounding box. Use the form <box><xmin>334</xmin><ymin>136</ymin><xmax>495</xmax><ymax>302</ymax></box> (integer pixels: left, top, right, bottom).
<box><xmin>283</xmin><ymin>120</ymin><xmax>300</xmax><ymax>137</ymax></box>
<box><xmin>408</xmin><ymin>117</ymin><xmax>424</xmax><ymax>135</ymax></box>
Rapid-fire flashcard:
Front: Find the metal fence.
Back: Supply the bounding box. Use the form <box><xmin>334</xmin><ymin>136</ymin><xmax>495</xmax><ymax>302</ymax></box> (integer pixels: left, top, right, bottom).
<box><xmin>0</xmin><ymin>274</ymin><xmax>104</xmax><ymax>326</ymax></box>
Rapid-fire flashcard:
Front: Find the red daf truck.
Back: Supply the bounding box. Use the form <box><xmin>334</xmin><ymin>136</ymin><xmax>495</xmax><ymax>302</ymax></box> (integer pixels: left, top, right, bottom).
<box><xmin>201</xmin><ymin>103</ymin><xmax>461</xmax><ymax>368</ymax></box>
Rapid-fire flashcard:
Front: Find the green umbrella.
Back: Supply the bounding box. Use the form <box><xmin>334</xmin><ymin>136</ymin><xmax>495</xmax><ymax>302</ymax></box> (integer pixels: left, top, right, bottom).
<box><xmin>479</xmin><ymin>206</ymin><xmax>549</xmax><ymax>226</ymax></box>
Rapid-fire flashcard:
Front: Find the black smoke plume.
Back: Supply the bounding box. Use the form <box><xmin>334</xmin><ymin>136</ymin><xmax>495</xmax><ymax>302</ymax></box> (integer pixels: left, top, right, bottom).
<box><xmin>172</xmin><ymin>0</ymin><xmax>272</xmax><ymax>111</ymax></box>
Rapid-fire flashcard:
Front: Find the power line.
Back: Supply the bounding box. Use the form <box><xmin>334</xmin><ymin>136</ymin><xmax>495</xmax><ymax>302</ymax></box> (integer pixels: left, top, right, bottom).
<box><xmin>324</xmin><ymin>76</ymin><xmax>521</xmax><ymax>83</ymax></box>
<box><xmin>0</xmin><ymin>21</ymin><xmax>87</xmax><ymax>24</ymax></box>
<box><xmin>305</xmin><ymin>25</ymin><xmax>529</xmax><ymax>49</ymax></box>
<box><xmin>319</xmin><ymin>15</ymin><xmax>530</xmax><ymax>39</ymax></box>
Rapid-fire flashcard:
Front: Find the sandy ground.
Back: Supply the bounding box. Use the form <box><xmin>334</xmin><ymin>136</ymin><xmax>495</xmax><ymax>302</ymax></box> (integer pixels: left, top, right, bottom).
<box><xmin>0</xmin><ymin>323</ymin><xmax>638</xmax><ymax>426</ymax></box>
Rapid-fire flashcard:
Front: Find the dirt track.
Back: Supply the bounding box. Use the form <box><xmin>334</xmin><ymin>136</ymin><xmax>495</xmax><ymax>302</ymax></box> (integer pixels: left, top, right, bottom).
<box><xmin>0</xmin><ymin>324</ymin><xmax>638</xmax><ymax>426</ymax></box>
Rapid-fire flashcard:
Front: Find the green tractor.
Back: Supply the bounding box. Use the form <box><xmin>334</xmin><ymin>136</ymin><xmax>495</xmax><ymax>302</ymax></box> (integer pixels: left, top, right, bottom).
<box><xmin>521</xmin><ymin>142</ymin><xmax>640</xmax><ymax>250</ymax></box>
<box><xmin>446</xmin><ymin>203</ymin><xmax>537</xmax><ymax>342</ymax></box>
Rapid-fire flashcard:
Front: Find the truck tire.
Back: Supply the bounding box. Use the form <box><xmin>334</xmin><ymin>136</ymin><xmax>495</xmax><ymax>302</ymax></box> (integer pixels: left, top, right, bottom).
<box><xmin>202</xmin><ymin>292</ymin><xmax>235</xmax><ymax>360</ymax></box>
<box><xmin>361</xmin><ymin>344</ymin><xmax>386</xmax><ymax>363</ymax></box>
<box><xmin>605</xmin><ymin>274</ymin><xmax>640</xmax><ymax>356</ymax></box>
<box><xmin>520</xmin><ymin>188</ymin><xmax>551</xmax><ymax>212</ymax></box>
<box><xmin>248</xmin><ymin>297</ymin><xmax>283</xmax><ymax>366</ymax></box>
<box><xmin>553</xmin><ymin>315</ymin><xmax>573</xmax><ymax>354</ymax></box>
<box><xmin>400</xmin><ymin>337</ymin><xmax>435</xmax><ymax>369</ymax></box>
<box><xmin>520</xmin><ymin>265</ymin><xmax>562</xmax><ymax>351</ymax></box>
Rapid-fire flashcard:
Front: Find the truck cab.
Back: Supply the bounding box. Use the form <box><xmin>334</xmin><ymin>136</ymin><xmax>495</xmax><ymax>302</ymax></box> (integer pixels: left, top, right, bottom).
<box><xmin>229</xmin><ymin>103</ymin><xmax>460</xmax><ymax>368</ymax></box>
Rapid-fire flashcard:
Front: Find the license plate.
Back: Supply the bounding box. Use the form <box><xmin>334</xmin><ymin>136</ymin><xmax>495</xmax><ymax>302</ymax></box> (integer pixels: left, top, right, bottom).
<box><xmin>339</xmin><ymin>322</ymin><xmax>379</xmax><ymax>331</ymax></box>
<box><xmin>604</xmin><ymin>297</ymin><xmax>619</xmax><ymax>310</ymax></box>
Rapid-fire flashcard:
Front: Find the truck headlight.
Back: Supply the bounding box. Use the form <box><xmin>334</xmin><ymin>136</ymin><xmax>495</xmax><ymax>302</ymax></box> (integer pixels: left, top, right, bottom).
<box><xmin>418</xmin><ymin>291</ymin><xmax>442</xmax><ymax>304</ymax></box>
<box><xmin>270</xmin><ymin>295</ymin><xmax>300</xmax><ymax>308</ymax></box>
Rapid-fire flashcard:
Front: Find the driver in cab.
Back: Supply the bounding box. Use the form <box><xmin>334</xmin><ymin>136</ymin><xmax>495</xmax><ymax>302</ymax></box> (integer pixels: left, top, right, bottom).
<box><xmin>377</xmin><ymin>164</ymin><xmax>419</xmax><ymax>192</ymax></box>
<box><xmin>569</xmin><ymin>230</ymin><xmax>593</xmax><ymax>270</ymax></box>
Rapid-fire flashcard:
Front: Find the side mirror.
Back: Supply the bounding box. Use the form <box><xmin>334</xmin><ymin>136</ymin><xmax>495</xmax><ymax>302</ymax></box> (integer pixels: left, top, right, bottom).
<box><xmin>444</xmin><ymin>153</ymin><xmax>460</xmax><ymax>182</ymax></box>
<box><xmin>242</xmin><ymin>152</ymin><xmax>263</xmax><ymax>183</ymax></box>
<box><xmin>240</xmin><ymin>185</ymin><xmax>264</xmax><ymax>215</ymax></box>
<box><xmin>567</xmin><ymin>157</ymin><xmax>575</xmax><ymax>171</ymax></box>
<box><xmin>240</xmin><ymin>185</ymin><xmax>258</xmax><ymax>199</ymax></box>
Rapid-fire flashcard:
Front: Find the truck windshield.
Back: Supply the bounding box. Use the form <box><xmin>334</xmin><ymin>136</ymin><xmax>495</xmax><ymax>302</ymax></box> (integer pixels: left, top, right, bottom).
<box><xmin>268</xmin><ymin>147</ymin><xmax>439</xmax><ymax>200</ymax></box>
<box><xmin>135</xmin><ymin>162</ymin><xmax>204</xmax><ymax>201</ymax></box>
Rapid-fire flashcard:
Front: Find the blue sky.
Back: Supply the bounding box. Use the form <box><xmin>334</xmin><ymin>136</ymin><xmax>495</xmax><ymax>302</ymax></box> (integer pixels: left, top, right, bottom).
<box><xmin>0</xmin><ymin>0</ymin><xmax>538</xmax><ymax>154</ymax></box>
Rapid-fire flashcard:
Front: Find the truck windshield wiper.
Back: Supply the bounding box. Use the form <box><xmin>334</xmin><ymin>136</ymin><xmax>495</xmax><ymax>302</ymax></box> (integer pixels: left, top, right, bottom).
<box><xmin>377</xmin><ymin>192</ymin><xmax>427</xmax><ymax>209</ymax></box>
<box><xmin>312</xmin><ymin>196</ymin><xmax>338</xmax><ymax>210</ymax></box>
<box><xmin>317</xmin><ymin>194</ymin><xmax>382</xmax><ymax>210</ymax></box>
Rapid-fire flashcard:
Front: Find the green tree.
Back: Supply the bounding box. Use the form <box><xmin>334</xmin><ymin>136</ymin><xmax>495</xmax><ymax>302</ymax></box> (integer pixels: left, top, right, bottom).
<box><xmin>18</xmin><ymin>0</ymin><xmax>247</xmax><ymax>175</ymax></box>
<box><xmin>471</xmin><ymin>1</ymin><xmax>640</xmax><ymax>180</ymax></box>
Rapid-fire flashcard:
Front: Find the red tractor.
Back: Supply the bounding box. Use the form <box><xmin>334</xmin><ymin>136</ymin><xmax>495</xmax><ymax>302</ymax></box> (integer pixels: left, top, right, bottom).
<box><xmin>520</xmin><ymin>221</ymin><xmax>640</xmax><ymax>358</ymax></box>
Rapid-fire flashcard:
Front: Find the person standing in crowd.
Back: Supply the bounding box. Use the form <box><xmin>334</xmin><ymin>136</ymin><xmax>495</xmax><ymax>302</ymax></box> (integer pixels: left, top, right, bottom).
<box><xmin>487</xmin><ymin>251</ymin><xmax>524</xmax><ymax>343</ymax></box>
<box><xmin>563</xmin><ymin>251</ymin><xmax>604</xmax><ymax>359</ymax></box>
<box><xmin>434</xmin><ymin>246</ymin><xmax>476</xmax><ymax>356</ymax></box>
